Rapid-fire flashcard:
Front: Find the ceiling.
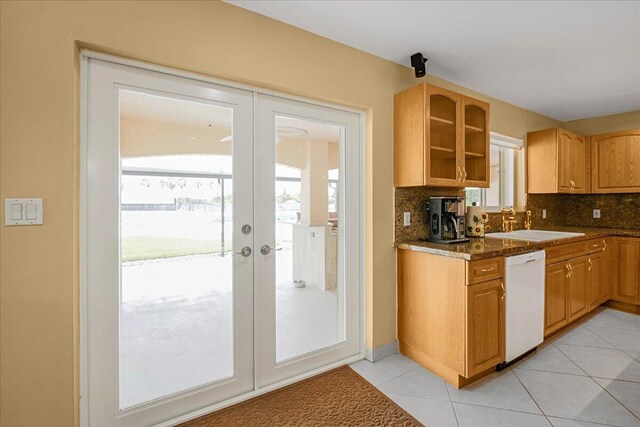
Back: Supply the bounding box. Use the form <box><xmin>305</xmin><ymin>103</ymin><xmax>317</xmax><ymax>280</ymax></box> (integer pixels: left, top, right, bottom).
<box><xmin>228</xmin><ymin>0</ymin><xmax>640</xmax><ymax>122</ymax></box>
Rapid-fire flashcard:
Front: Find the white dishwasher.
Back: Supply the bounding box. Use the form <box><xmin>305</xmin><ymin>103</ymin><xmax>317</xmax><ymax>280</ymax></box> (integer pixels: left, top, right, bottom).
<box><xmin>502</xmin><ymin>250</ymin><xmax>546</xmax><ymax>367</ymax></box>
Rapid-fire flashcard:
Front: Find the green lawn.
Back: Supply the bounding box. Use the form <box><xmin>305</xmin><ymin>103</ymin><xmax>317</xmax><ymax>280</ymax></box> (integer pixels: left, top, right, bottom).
<box><xmin>122</xmin><ymin>237</ymin><xmax>223</xmax><ymax>262</ymax></box>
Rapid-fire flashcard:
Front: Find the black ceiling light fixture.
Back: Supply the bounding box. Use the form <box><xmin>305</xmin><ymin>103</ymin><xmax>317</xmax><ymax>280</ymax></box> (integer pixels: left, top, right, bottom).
<box><xmin>411</xmin><ymin>52</ymin><xmax>428</xmax><ymax>78</ymax></box>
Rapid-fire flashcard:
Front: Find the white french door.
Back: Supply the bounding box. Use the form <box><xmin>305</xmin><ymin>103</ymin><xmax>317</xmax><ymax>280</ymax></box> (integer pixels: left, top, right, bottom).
<box><xmin>254</xmin><ymin>95</ymin><xmax>361</xmax><ymax>386</ymax></box>
<box><xmin>84</xmin><ymin>58</ymin><xmax>362</xmax><ymax>426</ymax></box>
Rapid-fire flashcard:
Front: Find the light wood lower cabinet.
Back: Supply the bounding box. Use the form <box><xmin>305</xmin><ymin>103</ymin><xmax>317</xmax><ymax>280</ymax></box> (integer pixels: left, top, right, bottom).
<box><xmin>567</xmin><ymin>256</ymin><xmax>589</xmax><ymax>322</ymax></box>
<box><xmin>466</xmin><ymin>279</ymin><xmax>505</xmax><ymax>376</ymax></box>
<box><xmin>545</xmin><ymin>262</ymin><xmax>569</xmax><ymax>336</ymax></box>
<box><xmin>588</xmin><ymin>250</ymin><xmax>609</xmax><ymax>310</ymax></box>
<box><xmin>611</xmin><ymin>237</ymin><xmax>640</xmax><ymax>304</ymax></box>
<box><xmin>545</xmin><ymin>238</ymin><xmax>611</xmax><ymax>336</ymax></box>
<box><xmin>397</xmin><ymin>249</ymin><xmax>504</xmax><ymax>388</ymax></box>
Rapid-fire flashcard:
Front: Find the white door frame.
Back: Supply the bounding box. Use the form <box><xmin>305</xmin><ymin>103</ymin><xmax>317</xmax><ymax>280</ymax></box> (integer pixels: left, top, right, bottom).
<box><xmin>80</xmin><ymin>51</ymin><xmax>366</xmax><ymax>427</ymax></box>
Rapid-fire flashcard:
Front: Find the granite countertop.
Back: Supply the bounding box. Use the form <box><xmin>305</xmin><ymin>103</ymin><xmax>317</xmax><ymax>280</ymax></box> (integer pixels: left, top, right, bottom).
<box><xmin>395</xmin><ymin>226</ymin><xmax>640</xmax><ymax>260</ymax></box>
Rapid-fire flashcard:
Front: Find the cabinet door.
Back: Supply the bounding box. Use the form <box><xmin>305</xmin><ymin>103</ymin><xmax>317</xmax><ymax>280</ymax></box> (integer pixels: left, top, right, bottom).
<box><xmin>588</xmin><ymin>251</ymin><xmax>606</xmax><ymax>311</ymax></box>
<box><xmin>568</xmin><ymin>257</ymin><xmax>588</xmax><ymax>322</ymax></box>
<box><xmin>425</xmin><ymin>85</ymin><xmax>462</xmax><ymax>187</ymax></box>
<box><xmin>591</xmin><ymin>129</ymin><xmax>640</xmax><ymax>193</ymax></box>
<box><xmin>545</xmin><ymin>262</ymin><xmax>569</xmax><ymax>336</ymax></box>
<box><xmin>462</xmin><ymin>97</ymin><xmax>489</xmax><ymax>188</ymax></box>
<box><xmin>466</xmin><ymin>279</ymin><xmax>505</xmax><ymax>376</ymax></box>
<box><xmin>558</xmin><ymin>129</ymin><xmax>587</xmax><ymax>193</ymax></box>
<box><xmin>612</xmin><ymin>238</ymin><xmax>640</xmax><ymax>304</ymax></box>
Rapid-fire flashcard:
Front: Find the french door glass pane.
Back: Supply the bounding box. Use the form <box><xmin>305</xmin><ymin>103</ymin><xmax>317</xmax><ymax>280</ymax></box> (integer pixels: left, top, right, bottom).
<box><xmin>119</xmin><ymin>90</ymin><xmax>235</xmax><ymax>408</ymax></box>
<box><xmin>274</xmin><ymin>116</ymin><xmax>345</xmax><ymax>362</ymax></box>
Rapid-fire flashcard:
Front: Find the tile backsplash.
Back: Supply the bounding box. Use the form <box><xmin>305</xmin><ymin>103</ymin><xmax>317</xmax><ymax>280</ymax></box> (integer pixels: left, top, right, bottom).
<box><xmin>395</xmin><ymin>188</ymin><xmax>640</xmax><ymax>243</ymax></box>
<box><xmin>530</xmin><ymin>193</ymin><xmax>640</xmax><ymax>230</ymax></box>
<box><xmin>395</xmin><ymin>186</ymin><xmax>464</xmax><ymax>242</ymax></box>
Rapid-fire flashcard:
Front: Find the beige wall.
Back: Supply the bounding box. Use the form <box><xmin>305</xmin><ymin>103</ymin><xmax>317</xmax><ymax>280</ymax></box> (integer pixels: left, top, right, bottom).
<box><xmin>1</xmin><ymin>2</ymin><xmax>564</xmax><ymax>426</ymax></box>
<box><xmin>565</xmin><ymin>110</ymin><xmax>640</xmax><ymax>135</ymax></box>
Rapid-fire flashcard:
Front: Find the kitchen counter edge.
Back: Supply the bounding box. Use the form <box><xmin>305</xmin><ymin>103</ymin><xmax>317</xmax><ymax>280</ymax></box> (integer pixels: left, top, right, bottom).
<box><xmin>395</xmin><ymin>227</ymin><xmax>640</xmax><ymax>260</ymax></box>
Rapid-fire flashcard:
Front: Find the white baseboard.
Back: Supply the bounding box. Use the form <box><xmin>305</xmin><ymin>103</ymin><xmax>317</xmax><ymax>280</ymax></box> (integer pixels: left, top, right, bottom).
<box><xmin>364</xmin><ymin>340</ymin><xmax>398</xmax><ymax>362</ymax></box>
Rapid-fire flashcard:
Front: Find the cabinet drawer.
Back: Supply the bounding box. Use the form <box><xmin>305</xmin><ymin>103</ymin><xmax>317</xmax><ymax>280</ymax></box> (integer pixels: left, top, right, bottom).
<box><xmin>545</xmin><ymin>241</ymin><xmax>586</xmax><ymax>264</ymax></box>
<box><xmin>585</xmin><ymin>238</ymin><xmax>608</xmax><ymax>254</ymax></box>
<box><xmin>467</xmin><ymin>257</ymin><xmax>504</xmax><ymax>285</ymax></box>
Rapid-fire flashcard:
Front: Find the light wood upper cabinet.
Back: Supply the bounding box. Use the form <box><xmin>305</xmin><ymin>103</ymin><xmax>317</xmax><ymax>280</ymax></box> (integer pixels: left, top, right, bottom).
<box><xmin>394</xmin><ymin>83</ymin><xmax>490</xmax><ymax>188</ymax></box>
<box><xmin>611</xmin><ymin>237</ymin><xmax>640</xmax><ymax>304</ymax></box>
<box><xmin>527</xmin><ymin>128</ymin><xmax>588</xmax><ymax>194</ymax></box>
<box><xmin>463</xmin><ymin>97</ymin><xmax>490</xmax><ymax>187</ymax></box>
<box><xmin>591</xmin><ymin>129</ymin><xmax>640</xmax><ymax>193</ymax></box>
<box><xmin>426</xmin><ymin>86</ymin><xmax>462</xmax><ymax>186</ymax></box>
<box><xmin>466</xmin><ymin>278</ymin><xmax>505</xmax><ymax>377</ymax></box>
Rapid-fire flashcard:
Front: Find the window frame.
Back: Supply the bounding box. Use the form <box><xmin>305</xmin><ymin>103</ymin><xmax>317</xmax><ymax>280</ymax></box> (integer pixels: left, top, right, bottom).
<box><xmin>466</xmin><ymin>132</ymin><xmax>524</xmax><ymax>212</ymax></box>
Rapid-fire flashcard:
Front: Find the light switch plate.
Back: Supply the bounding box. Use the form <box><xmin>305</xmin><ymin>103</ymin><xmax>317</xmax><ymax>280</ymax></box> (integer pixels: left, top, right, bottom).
<box><xmin>5</xmin><ymin>199</ymin><xmax>43</xmax><ymax>226</ymax></box>
<box><xmin>593</xmin><ymin>209</ymin><xmax>601</xmax><ymax>219</ymax></box>
<box><xmin>403</xmin><ymin>212</ymin><xmax>411</xmax><ymax>226</ymax></box>
<box><xmin>542</xmin><ymin>209</ymin><xmax>547</xmax><ymax>219</ymax></box>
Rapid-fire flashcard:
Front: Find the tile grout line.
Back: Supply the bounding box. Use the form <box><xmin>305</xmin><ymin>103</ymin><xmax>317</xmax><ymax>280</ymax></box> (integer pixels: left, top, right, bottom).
<box><xmin>594</xmin><ymin>309</ymin><xmax>640</xmax><ymax>330</ymax></box>
<box><xmin>511</xmin><ymin>368</ymin><xmax>548</xmax><ymax>418</ymax></box>
<box><xmin>552</xmin><ymin>324</ymin><xmax>640</xmax><ymax>424</ymax></box>
<box><xmin>443</xmin><ymin>379</ymin><xmax>460</xmax><ymax>427</ymax></box>
<box><xmin>590</xmin><ymin>376</ymin><xmax>640</xmax><ymax>423</ymax></box>
<box><xmin>591</xmin><ymin>376</ymin><xmax>640</xmax><ymax>385</ymax></box>
<box><xmin>547</xmin><ymin>414</ymin><xmax>626</xmax><ymax>427</ymax></box>
<box><xmin>451</xmin><ymin>400</ymin><xmax>552</xmax><ymax>418</ymax></box>
<box><xmin>582</xmin><ymin>323</ymin><xmax>639</xmax><ymax>353</ymax></box>
<box><xmin>551</xmin><ymin>343</ymin><xmax>592</xmax><ymax>377</ymax></box>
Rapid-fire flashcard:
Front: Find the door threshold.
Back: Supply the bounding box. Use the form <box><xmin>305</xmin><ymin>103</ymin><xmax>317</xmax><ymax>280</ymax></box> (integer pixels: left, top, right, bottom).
<box><xmin>156</xmin><ymin>353</ymin><xmax>364</xmax><ymax>427</ymax></box>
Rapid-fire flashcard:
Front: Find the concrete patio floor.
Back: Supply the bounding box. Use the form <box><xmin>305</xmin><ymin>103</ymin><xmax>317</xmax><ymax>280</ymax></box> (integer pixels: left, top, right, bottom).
<box><xmin>119</xmin><ymin>250</ymin><xmax>339</xmax><ymax>408</ymax></box>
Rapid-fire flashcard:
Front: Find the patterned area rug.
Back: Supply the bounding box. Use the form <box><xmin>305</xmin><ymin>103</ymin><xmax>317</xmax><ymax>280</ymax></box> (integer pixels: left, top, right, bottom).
<box><xmin>179</xmin><ymin>365</ymin><xmax>422</xmax><ymax>426</ymax></box>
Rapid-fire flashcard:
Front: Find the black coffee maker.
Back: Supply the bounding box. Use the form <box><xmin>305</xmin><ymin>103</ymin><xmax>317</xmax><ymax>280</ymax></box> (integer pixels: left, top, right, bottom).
<box><xmin>427</xmin><ymin>197</ymin><xmax>469</xmax><ymax>244</ymax></box>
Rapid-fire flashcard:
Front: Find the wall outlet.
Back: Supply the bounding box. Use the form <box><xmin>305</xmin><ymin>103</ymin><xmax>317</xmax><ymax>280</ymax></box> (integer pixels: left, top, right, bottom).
<box><xmin>593</xmin><ymin>209</ymin><xmax>601</xmax><ymax>219</ymax></box>
<box><xmin>403</xmin><ymin>212</ymin><xmax>411</xmax><ymax>226</ymax></box>
<box><xmin>542</xmin><ymin>209</ymin><xmax>547</xmax><ymax>219</ymax></box>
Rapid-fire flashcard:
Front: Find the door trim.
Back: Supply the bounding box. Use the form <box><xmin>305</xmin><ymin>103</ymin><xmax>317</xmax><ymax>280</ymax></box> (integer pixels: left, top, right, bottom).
<box><xmin>79</xmin><ymin>51</ymin><xmax>366</xmax><ymax>427</ymax></box>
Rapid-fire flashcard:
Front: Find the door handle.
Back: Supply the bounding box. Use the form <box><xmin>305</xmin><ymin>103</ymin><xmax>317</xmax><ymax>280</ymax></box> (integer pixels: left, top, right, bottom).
<box><xmin>602</xmin><ymin>240</ymin><xmax>607</xmax><ymax>252</ymax></box>
<box><xmin>234</xmin><ymin>246</ymin><xmax>252</xmax><ymax>257</ymax></box>
<box><xmin>588</xmin><ymin>258</ymin><xmax>593</xmax><ymax>271</ymax></box>
<box><xmin>458</xmin><ymin>167</ymin><xmax>463</xmax><ymax>183</ymax></box>
<box><xmin>463</xmin><ymin>168</ymin><xmax>467</xmax><ymax>182</ymax></box>
<box><xmin>500</xmin><ymin>282</ymin><xmax>505</xmax><ymax>302</ymax></box>
<box><xmin>260</xmin><ymin>245</ymin><xmax>282</xmax><ymax>255</ymax></box>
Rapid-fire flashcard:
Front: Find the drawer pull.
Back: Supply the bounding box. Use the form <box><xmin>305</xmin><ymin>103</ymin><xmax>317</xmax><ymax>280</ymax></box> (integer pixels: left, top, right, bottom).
<box><xmin>479</xmin><ymin>266</ymin><xmax>495</xmax><ymax>273</ymax></box>
<box><xmin>602</xmin><ymin>240</ymin><xmax>607</xmax><ymax>252</ymax></box>
<box><xmin>592</xmin><ymin>243</ymin><xmax>600</xmax><ymax>248</ymax></box>
<box><xmin>500</xmin><ymin>282</ymin><xmax>505</xmax><ymax>301</ymax></box>
<box><xmin>588</xmin><ymin>258</ymin><xmax>593</xmax><ymax>271</ymax></box>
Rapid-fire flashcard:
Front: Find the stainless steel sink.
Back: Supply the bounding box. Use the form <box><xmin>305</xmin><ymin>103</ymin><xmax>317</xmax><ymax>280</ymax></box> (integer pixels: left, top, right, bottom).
<box><xmin>485</xmin><ymin>230</ymin><xmax>585</xmax><ymax>242</ymax></box>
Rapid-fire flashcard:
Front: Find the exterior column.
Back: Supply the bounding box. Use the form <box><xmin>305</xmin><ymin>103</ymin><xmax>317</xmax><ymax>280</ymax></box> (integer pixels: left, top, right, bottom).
<box><xmin>300</xmin><ymin>140</ymin><xmax>328</xmax><ymax>226</ymax></box>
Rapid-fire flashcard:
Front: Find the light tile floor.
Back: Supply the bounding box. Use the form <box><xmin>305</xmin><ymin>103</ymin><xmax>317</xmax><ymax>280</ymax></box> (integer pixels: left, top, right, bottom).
<box><xmin>350</xmin><ymin>308</ymin><xmax>640</xmax><ymax>427</ymax></box>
